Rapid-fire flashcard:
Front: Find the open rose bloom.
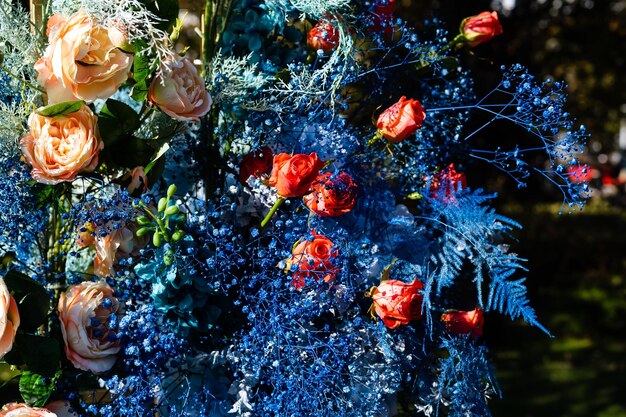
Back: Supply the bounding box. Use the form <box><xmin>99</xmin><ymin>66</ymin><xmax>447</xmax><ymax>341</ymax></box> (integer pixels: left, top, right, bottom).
<box><xmin>460</xmin><ymin>11</ymin><xmax>503</xmax><ymax>47</ymax></box>
<box><xmin>238</xmin><ymin>146</ymin><xmax>274</xmax><ymax>184</ymax></box>
<box><xmin>304</xmin><ymin>172</ymin><xmax>358</xmax><ymax>217</ymax></box>
<box><xmin>35</xmin><ymin>11</ymin><xmax>133</xmax><ymax>103</ymax></box>
<box><xmin>58</xmin><ymin>281</ymin><xmax>121</xmax><ymax>374</ymax></box>
<box><xmin>149</xmin><ymin>57</ymin><xmax>212</xmax><ymax>122</ymax></box>
<box><xmin>0</xmin><ymin>403</ymin><xmax>57</xmax><ymax>417</ymax></box>
<box><xmin>0</xmin><ymin>278</ymin><xmax>19</xmax><ymax>359</ymax></box>
<box><xmin>268</xmin><ymin>152</ymin><xmax>325</xmax><ymax>197</ymax></box>
<box><xmin>370</xmin><ymin>279</ymin><xmax>423</xmax><ymax>329</ymax></box>
<box><xmin>376</xmin><ymin>96</ymin><xmax>426</xmax><ymax>143</ymax></box>
<box><xmin>285</xmin><ymin>233</ymin><xmax>339</xmax><ymax>289</ymax></box>
<box><xmin>20</xmin><ymin>104</ymin><xmax>103</xmax><ymax>184</ymax></box>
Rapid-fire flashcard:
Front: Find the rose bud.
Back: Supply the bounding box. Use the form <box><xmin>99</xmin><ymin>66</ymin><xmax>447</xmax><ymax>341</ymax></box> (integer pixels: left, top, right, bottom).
<box><xmin>308</xmin><ymin>20</ymin><xmax>340</xmax><ymax>54</ymax></box>
<box><xmin>304</xmin><ymin>172</ymin><xmax>358</xmax><ymax>217</ymax></box>
<box><xmin>58</xmin><ymin>281</ymin><xmax>122</xmax><ymax>374</ymax></box>
<box><xmin>149</xmin><ymin>57</ymin><xmax>212</xmax><ymax>122</ymax></box>
<box><xmin>460</xmin><ymin>11</ymin><xmax>503</xmax><ymax>48</ymax></box>
<box><xmin>285</xmin><ymin>232</ymin><xmax>339</xmax><ymax>290</ymax></box>
<box><xmin>368</xmin><ymin>279</ymin><xmax>423</xmax><ymax>329</ymax></box>
<box><xmin>35</xmin><ymin>11</ymin><xmax>133</xmax><ymax>103</ymax></box>
<box><xmin>0</xmin><ymin>403</ymin><xmax>57</xmax><ymax>417</ymax></box>
<box><xmin>0</xmin><ymin>278</ymin><xmax>20</xmax><ymax>359</ymax></box>
<box><xmin>268</xmin><ymin>152</ymin><xmax>325</xmax><ymax>198</ymax></box>
<box><xmin>428</xmin><ymin>164</ymin><xmax>467</xmax><ymax>201</ymax></box>
<box><xmin>238</xmin><ymin>146</ymin><xmax>274</xmax><ymax>184</ymax></box>
<box><xmin>376</xmin><ymin>96</ymin><xmax>426</xmax><ymax>143</ymax></box>
<box><xmin>441</xmin><ymin>308</ymin><xmax>484</xmax><ymax>338</ymax></box>
<box><xmin>20</xmin><ymin>104</ymin><xmax>103</xmax><ymax>184</ymax></box>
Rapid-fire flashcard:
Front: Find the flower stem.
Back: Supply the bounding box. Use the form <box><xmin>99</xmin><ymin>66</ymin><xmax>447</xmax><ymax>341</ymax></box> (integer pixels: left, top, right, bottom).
<box><xmin>260</xmin><ymin>197</ymin><xmax>285</xmax><ymax>228</ymax></box>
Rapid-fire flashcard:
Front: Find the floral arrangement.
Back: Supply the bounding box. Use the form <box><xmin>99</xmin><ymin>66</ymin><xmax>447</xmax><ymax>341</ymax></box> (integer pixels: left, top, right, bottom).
<box><xmin>0</xmin><ymin>0</ymin><xmax>588</xmax><ymax>416</ymax></box>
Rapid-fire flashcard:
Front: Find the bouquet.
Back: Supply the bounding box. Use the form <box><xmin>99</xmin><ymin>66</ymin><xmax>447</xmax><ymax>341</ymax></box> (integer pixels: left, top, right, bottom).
<box><xmin>0</xmin><ymin>0</ymin><xmax>588</xmax><ymax>416</ymax></box>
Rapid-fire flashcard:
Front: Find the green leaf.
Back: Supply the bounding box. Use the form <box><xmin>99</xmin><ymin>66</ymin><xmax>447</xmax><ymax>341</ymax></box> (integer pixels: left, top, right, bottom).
<box><xmin>98</xmin><ymin>99</ymin><xmax>141</xmax><ymax>146</ymax></box>
<box><xmin>19</xmin><ymin>370</ymin><xmax>61</xmax><ymax>407</ymax></box>
<box><xmin>3</xmin><ymin>271</ymin><xmax>49</xmax><ymax>331</ymax></box>
<box><xmin>14</xmin><ymin>334</ymin><xmax>61</xmax><ymax>376</ymax></box>
<box><xmin>35</xmin><ymin>101</ymin><xmax>84</xmax><ymax>117</ymax></box>
<box><xmin>131</xmin><ymin>48</ymin><xmax>152</xmax><ymax>102</ymax></box>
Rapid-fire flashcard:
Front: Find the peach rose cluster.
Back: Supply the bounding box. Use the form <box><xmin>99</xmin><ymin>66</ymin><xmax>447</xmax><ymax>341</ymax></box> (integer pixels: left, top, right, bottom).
<box><xmin>285</xmin><ymin>232</ymin><xmax>339</xmax><ymax>289</ymax></box>
<box><xmin>0</xmin><ymin>404</ymin><xmax>57</xmax><ymax>417</ymax></box>
<box><xmin>460</xmin><ymin>11</ymin><xmax>503</xmax><ymax>47</ymax></box>
<box><xmin>369</xmin><ymin>279</ymin><xmax>423</xmax><ymax>329</ymax></box>
<box><xmin>0</xmin><ymin>278</ymin><xmax>20</xmax><ymax>359</ymax></box>
<box><xmin>149</xmin><ymin>58</ymin><xmax>212</xmax><ymax>122</ymax></box>
<box><xmin>58</xmin><ymin>281</ymin><xmax>121</xmax><ymax>374</ymax></box>
<box><xmin>35</xmin><ymin>11</ymin><xmax>133</xmax><ymax>103</ymax></box>
<box><xmin>20</xmin><ymin>105</ymin><xmax>103</xmax><ymax>184</ymax></box>
<box><xmin>376</xmin><ymin>96</ymin><xmax>426</xmax><ymax>143</ymax></box>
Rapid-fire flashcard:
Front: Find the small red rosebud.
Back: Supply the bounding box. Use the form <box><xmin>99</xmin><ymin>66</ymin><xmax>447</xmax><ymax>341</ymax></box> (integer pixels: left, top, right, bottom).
<box><xmin>308</xmin><ymin>20</ymin><xmax>340</xmax><ymax>54</ymax></box>
<box><xmin>238</xmin><ymin>146</ymin><xmax>274</xmax><ymax>184</ymax></box>
<box><xmin>304</xmin><ymin>172</ymin><xmax>358</xmax><ymax>217</ymax></box>
<box><xmin>376</xmin><ymin>96</ymin><xmax>426</xmax><ymax>143</ymax></box>
<box><xmin>441</xmin><ymin>308</ymin><xmax>484</xmax><ymax>338</ymax></box>
<box><xmin>566</xmin><ymin>164</ymin><xmax>592</xmax><ymax>183</ymax></box>
<box><xmin>460</xmin><ymin>11</ymin><xmax>503</xmax><ymax>47</ymax></box>
<box><xmin>428</xmin><ymin>164</ymin><xmax>467</xmax><ymax>201</ymax></box>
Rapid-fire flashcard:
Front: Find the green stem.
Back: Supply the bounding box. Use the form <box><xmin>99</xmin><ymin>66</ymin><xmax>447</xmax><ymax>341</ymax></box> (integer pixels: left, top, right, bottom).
<box><xmin>260</xmin><ymin>197</ymin><xmax>285</xmax><ymax>228</ymax></box>
<box><xmin>0</xmin><ymin>63</ymin><xmax>43</xmax><ymax>92</ymax></box>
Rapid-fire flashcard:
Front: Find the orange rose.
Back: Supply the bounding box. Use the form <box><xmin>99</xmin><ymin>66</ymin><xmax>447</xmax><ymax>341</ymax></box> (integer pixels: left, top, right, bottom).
<box><xmin>238</xmin><ymin>147</ymin><xmax>273</xmax><ymax>184</ymax></box>
<box><xmin>268</xmin><ymin>153</ymin><xmax>325</xmax><ymax>198</ymax></box>
<box><xmin>308</xmin><ymin>20</ymin><xmax>340</xmax><ymax>54</ymax></box>
<box><xmin>285</xmin><ymin>232</ymin><xmax>338</xmax><ymax>289</ymax></box>
<box><xmin>303</xmin><ymin>172</ymin><xmax>358</xmax><ymax>217</ymax></box>
<box><xmin>460</xmin><ymin>11</ymin><xmax>503</xmax><ymax>47</ymax></box>
<box><xmin>0</xmin><ymin>403</ymin><xmax>57</xmax><ymax>417</ymax></box>
<box><xmin>35</xmin><ymin>11</ymin><xmax>133</xmax><ymax>103</ymax></box>
<box><xmin>20</xmin><ymin>104</ymin><xmax>103</xmax><ymax>184</ymax></box>
<box><xmin>58</xmin><ymin>281</ymin><xmax>121</xmax><ymax>374</ymax></box>
<box><xmin>370</xmin><ymin>279</ymin><xmax>423</xmax><ymax>329</ymax></box>
<box><xmin>441</xmin><ymin>308</ymin><xmax>484</xmax><ymax>338</ymax></box>
<box><xmin>428</xmin><ymin>164</ymin><xmax>467</xmax><ymax>201</ymax></box>
<box><xmin>0</xmin><ymin>278</ymin><xmax>19</xmax><ymax>359</ymax></box>
<box><xmin>149</xmin><ymin>57</ymin><xmax>212</xmax><ymax>122</ymax></box>
<box><xmin>376</xmin><ymin>96</ymin><xmax>426</xmax><ymax>143</ymax></box>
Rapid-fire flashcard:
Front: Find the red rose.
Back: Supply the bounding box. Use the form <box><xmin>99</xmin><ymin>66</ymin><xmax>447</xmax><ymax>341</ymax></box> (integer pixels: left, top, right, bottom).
<box><xmin>285</xmin><ymin>232</ymin><xmax>338</xmax><ymax>290</ymax></box>
<box><xmin>368</xmin><ymin>0</ymin><xmax>395</xmax><ymax>38</ymax></box>
<box><xmin>304</xmin><ymin>172</ymin><xmax>358</xmax><ymax>217</ymax></box>
<box><xmin>238</xmin><ymin>146</ymin><xmax>274</xmax><ymax>184</ymax></box>
<box><xmin>308</xmin><ymin>20</ymin><xmax>340</xmax><ymax>54</ymax></box>
<box><xmin>376</xmin><ymin>96</ymin><xmax>426</xmax><ymax>143</ymax></box>
<box><xmin>370</xmin><ymin>279</ymin><xmax>423</xmax><ymax>329</ymax></box>
<box><xmin>441</xmin><ymin>308</ymin><xmax>484</xmax><ymax>338</ymax></box>
<box><xmin>566</xmin><ymin>164</ymin><xmax>592</xmax><ymax>183</ymax></box>
<box><xmin>268</xmin><ymin>153</ymin><xmax>325</xmax><ymax>198</ymax></box>
<box><xmin>460</xmin><ymin>11</ymin><xmax>503</xmax><ymax>47</ymax></box>
<box><xmin>429</xmin><ymin>164</ymin><xmax>467</xmax><ymax>200</ymax></box>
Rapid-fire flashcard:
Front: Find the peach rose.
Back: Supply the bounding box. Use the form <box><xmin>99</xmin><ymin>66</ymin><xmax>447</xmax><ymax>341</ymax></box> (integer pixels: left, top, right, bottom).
<box><xmin>369</xmin><ymin>279</ymin><xmax>423</xmax><ymax>329</ymax></box>
<box><xmin>441</xmin><ymin>308</ymin><xmax>484</xmax><ymax>338</ymax></box>
<box><xmin>58</xmin><ymin>281</ymin><xmax>121</xmax><ymax>374</ymax></box>
<box><xmin>20</xmin><ymin>104</ymin><xmax>103</xmax><ymax>184</ymax></box>
<box><xmin>308</xmin><ymin>20</ymin><xmax>340</xmax><ymax>54</ymax></box>
<box><xmin>268</xmin><ymin>153</ymin><xmax>325</xmax><ymax>198</ymax></box>
<box><xmin>285</xmin><ymin>232</ymin><xmax>339</xmax><ymax>289</ymax></box>
<box><xmin>93</xmin><ymin>225</ymin><xmax>144</xmax><ymax>277</ymax></box>
<box><xmin>303</xmin><ymin>172</ymin><xmax>358</xmax><ymax>217</ymax></box>
<box><xmin>124</xmin><ymin>166</ymin><xmax>148</xmax><ymax>195</ymax></box>
<box><xmin>149</xmin><ymin>57</ymin><xmax>212</xmax><ymax>122</ymax></box>
<box><xmin>0</xmin><ymin>404</ymin><xmax>56</xmax><ymax>417</ymax></box>
<box><xmin>460</xmin><ymin>11</ymin><xmax>503</xmax><ymax>47</ymax></box>
<box><xmin>35</xmin><ymin>11</ymin><xmax>133</xmax><ymax>103</ymax></box>
<box><xmin>0</xmin><ymin>278</ymin><xmax>19</xmax><ymax>359</ymax></box>
<box><xmin>376</xmin><ymin>96</ymin><xmax>426</xmax><ymax>143</ymax></box>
